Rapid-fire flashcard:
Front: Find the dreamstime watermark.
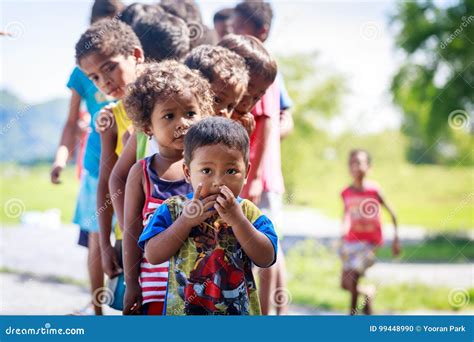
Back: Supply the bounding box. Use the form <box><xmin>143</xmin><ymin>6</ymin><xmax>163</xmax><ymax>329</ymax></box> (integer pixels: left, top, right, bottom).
<box><xmin>271</xmin><ymin>287</ymin><xmax>293</xmax><ymax>308</ymax></box>
<box><xmin>359</xmin><ymin>198</ymin><xmax>380</xmax><ymax>219</ymax></box>
<box><xmin>4</xmin><ymin>323</ymin><xmax>85</xmax><ymax>336</ymax></box>
<box><xmin>448</xmin><ymin>288</ymin><xmax>470</xmax><ymax>309</ymax></box>
<box><xmin>188</xmin><ymin>21</ymin><xmax>204</xmax><ymax>42</ymax></box>
<box><xmin>359</xmin><ymin>21</ymin><xmax>381</xmax><ymax>40</ymax></box>
<box><xmin>440</xmin><ymin>16</ymin><xmax>474</xmax><ymax>49</ymax></box>
<box><xmin>448</xmin><ymin>109</ymin><xmax>470</xmax><ymax>130</ymax></box>
<box><xmin>182</xmin><ymin>199</ymin><xmax>204</xmax><ymax>219</ymax></box>
<box><xmin>3</xmin><ymin>198</ymin><xmax>26</xmax><ymax>219</ymax></box>
<box><xmin>83</xmin><ymin>189</ymin><xmax>122</xmax><ymax>227</ymax></box>
<box><xmin>1</xmin><ymin>105</ymin><xmax>31</xmax><ymax>136</ymax></box>
<box><xmin>92</xmin><ymin>287</ymin><xmax>115</xmax><ymax>306</ymax></box>
<box><xmin>4</xmin><ymin>21</ymin><xmax>26</xmax><ymax>40</ymax></box>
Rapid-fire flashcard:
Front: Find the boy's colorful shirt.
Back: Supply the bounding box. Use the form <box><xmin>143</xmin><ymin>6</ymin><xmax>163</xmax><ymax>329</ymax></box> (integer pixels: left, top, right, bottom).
<box><xmin>341</xmin><ymin>183</ymin><xmax>383</xmax><ymax>245</ymax></box>
<box><xmin>112</xmin><ymin>101</ymin><xmax>132</xmax><ymax>156</ymax></box>
<box><xmin>138</xmin><ymin>193</ymin><xmax>278</xmax><ymax>315</ymax></box>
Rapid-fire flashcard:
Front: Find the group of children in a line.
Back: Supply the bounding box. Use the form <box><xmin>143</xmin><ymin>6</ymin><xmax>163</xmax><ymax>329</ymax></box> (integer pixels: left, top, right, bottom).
<box><xmin>51</xmin><ymin>0</ymin><xmax>400</xmax><ymax>316</ymax></box>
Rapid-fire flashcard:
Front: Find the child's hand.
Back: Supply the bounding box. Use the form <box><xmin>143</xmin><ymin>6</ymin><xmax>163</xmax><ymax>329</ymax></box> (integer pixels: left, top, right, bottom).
<box><xmin>50</xmin><ymin>163</ymin><xmax>64</xmax><ymax>184</ymax></box>
<box><xmin>101</xmin><ymin>244</ymin><xmax>122</xmax><ymax>279</ymax></box>
<box><xmin>123</xmin><ymin>283</ymin><xmax>142</xmax><ymax>315</ymax></box>
<box><xmin>95</xmin><ymin>104</ymin><xmax>115</xmax><ymax>133</ymax></box>
<box><xmin>237</xmin><ymin>112</ymin><xmax>256</xmax><ymax>136</ymax></box>
<box><xmin>179</xmin><ymin>183</ymin><xmax>218</xmax><ymax>228</ymax></box>
<box><xmin>214</xmin><ymin>185</ymin><xmax>245</xmax><ymax>226</ymax></box>
<box><xmin>392</xmin><ymin>236</ymin><xmax>401</xmax><ymax>257</ymax></box>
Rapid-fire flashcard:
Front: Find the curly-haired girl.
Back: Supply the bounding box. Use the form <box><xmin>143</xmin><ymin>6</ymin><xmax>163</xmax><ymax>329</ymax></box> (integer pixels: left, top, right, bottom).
<box><xmin>121</xmin><ymin>60</ymin><xmax>214</xmax><ymax>315</ymax></box>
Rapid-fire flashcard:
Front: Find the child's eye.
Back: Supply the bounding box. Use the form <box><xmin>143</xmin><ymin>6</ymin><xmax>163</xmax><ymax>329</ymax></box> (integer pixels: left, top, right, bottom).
<box><xmin>226</xmin><ymin>169</ymin><xmax>238</xmax><ymax>175</ymax></box>
<box><xmin>214</xmin><ymin>96</ymin><xmax>222</xmax><ymax>104</ymax></box>
<box><xmin>163</xmin><ymin>113</ymin><xmax>174</xmax><ymax>119</ymax></box>
<box><xmin>187</xmin><ymin>111</ymin><xmax>197</xmax><ymax>118</ymax></box>
<box><xmin>104</xmin><ymin>63</ymin><xmax>116</xmax><ymax>73</ymax></box>
<box><xmin>201</xmin><ymin>168</ymin><xmax>211</xmax><ymax>175</ymax></box>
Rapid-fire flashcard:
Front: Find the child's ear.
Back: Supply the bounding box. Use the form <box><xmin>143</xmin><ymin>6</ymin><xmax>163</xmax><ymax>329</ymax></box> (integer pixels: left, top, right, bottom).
<box><xmin>258</xmin><ymin>25</ymin><xmax>270</xmax><ymax>42</ymax></box>
<box><xmin>142</xmin><ymin>125</ymin><xmax>153</xmax><ymax>139</ymax></box>
<box><xmin>183</xmin><ymin>163</ymin><xmax>192</xmax><ymax>184</ymax></box>
<box><xmin>133</xmin><ymin>47</ymin><xmax>145</xmax><ymax>64</ymax></box>
<box><xmin>244</xmin><ymin>162</ymin><xmax>251</xmax><ymax>185</ymax></box>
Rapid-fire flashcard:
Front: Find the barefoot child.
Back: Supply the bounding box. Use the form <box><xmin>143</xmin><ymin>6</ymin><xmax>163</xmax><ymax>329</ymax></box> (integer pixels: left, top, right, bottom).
<box><xmin>340</xmin><ymin>149</ymin><xmax>400</xmax><ymax>315</ymax></box>
<box><xmin>122</xmin><ymin>61</ymin><xmax>214</xmax><ymax>315</ymax></box>
<box><xmin>139</xmin><ymin>117</ymin><xmax>278</xmax><ymax>315</ymax></box>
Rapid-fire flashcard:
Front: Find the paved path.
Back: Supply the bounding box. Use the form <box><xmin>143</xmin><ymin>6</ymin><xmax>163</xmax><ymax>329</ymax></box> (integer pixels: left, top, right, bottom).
<box><xmin>1</xmin><ymin>208</ymin><xmax>473</xmax><ymax>315</ymax></box>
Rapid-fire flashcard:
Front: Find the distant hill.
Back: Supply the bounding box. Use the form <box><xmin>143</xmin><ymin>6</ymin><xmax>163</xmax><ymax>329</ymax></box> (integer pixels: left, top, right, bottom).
<box><xmin>0</xmin><ymin>90</ymin><xmax>69</xmax><ymax>163</ymax></box>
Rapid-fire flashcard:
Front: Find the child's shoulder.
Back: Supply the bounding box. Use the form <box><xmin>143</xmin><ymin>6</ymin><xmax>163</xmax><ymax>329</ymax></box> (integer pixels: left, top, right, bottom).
<box><xmin>239</xmin><ymin>198</ymin><xmax>265</xmax><ymax>222</ymax></box>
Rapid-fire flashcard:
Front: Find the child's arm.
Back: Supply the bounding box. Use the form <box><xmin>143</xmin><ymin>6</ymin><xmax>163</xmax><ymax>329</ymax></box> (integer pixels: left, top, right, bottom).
<box><xmin>143</xmin><ymin>185</ymin><xmax>218</xmax><ymax>265</ymax></box>
<box><xmin>98</xmin><ymin>126</ymin><xmax>121</xmax><ymax>278</ymax></box>
<box><xmin>379</xmin><ymin>193</ymin><xmax>400</xmax><ymax>256</ymax></box>
<box><xmin>123</xmin><ymin>162</ymin><xmax>145</xmax><ymax>314</ymax></box>
<box><xmin>243</xmin><ymin>115</ymin><xmax>271</xmax><ymax>203</ymax></box>
<box><xmin>51</xmin><ymin>89</ymin><xmax>81</xmax><ymax>184</ymax></box>
<box><xmin>110</xmin><ymin>132</ymin><xmax>137</xmax><ymax>230</ymax></box>
<box><xmin>215</xmin><ymin>186</ymin><xmax>276</xmax><ymax>268</ymax></box>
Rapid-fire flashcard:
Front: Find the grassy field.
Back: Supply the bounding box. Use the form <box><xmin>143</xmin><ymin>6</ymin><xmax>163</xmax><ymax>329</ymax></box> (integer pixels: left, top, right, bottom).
<box><xmin>287</xmin><ymin>240</ymin><xmax>474</xmax><ymax>313</ymax></box>
<box><xmin>0</xmin><ymin>164</ymin><xmax>79</xmax><ymax>224</ymax></box>
<box><xmin>282</xmin><ymin>129</ymin><xmax>473</xmax><ymax>232</ymax></box>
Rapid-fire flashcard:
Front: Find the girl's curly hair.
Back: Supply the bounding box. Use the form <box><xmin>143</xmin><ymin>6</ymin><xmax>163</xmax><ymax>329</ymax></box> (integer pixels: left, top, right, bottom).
<box><xmin>184</xmin><ymin>45</ymin><xmax>249</xmax><ymax>90</ymax></box>
<box><xmin>124</xmin><ymin>60</ymin><xmax>214</xmax><ymax>132</ymax></box>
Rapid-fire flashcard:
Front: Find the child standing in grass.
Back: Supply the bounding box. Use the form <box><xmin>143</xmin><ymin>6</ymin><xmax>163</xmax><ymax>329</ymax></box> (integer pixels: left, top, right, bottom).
<box><xmin>340</xmin><ymin>149</ymin><xmax>400</xmax><ymax>315</ymax></box>
<box><xmin>121</xmin><ymin>61</ymin><xmax>214</xmax><ymax>315</ymax></box>
<box><xmin>139</xmin><ymin>117</ymin><xmax>278</xmax><ymax>315</ymax></box>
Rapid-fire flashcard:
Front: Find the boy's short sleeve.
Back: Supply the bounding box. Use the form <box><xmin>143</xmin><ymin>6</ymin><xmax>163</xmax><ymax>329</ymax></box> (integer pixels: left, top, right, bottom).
<box><xmin>138</xmin><ymin>203</ymin><xmax>173</xmax><ymax>250</ymax></box>
<box><xmin>241</xmin><ymin>199</ymin><xmax>278</xmax><ymax>266</ymax></box>
<box><xmin>277</xmin><ymin>72</ymin><xmax>293</xmax><ymax>110</ymax></box>
<box><xmin>67</xmin><ymin>67</ymin><xmax>85</xmax><ymax>98</ymax></box>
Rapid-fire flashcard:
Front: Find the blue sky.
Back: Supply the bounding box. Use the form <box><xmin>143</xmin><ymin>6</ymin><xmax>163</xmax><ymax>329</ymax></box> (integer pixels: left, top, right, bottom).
<box><xmin>1</xmin><ymin>0</ymin><xmax>403</xmax><ymax>134</ymax></box>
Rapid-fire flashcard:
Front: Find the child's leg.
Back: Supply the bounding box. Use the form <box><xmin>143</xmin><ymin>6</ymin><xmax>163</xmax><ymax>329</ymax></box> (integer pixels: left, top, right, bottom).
<box><xmin>341</xmin><ymin>269</ymin><xmax>360</xmax><ymax>315</ymax></box>
<box><xmin>258</xmin><ymin>265</ymin><xmax>277</xmax><ymax>315</ymax></box>
<box><xmin>275</xmin><ymin>245</ymin><xmax>288</xmax><ymax>315</ymax></box>
<box><xmin>88</xmin><ymin>232</ymin><xmax>104</xmax><ymax>315</ymax></box>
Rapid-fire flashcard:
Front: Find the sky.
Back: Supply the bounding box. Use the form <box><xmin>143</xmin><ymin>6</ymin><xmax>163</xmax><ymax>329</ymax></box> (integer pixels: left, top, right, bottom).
<box><xmin>0</xmin><ymin>0</ymin><xmax>405</xmax><ymax>134</ymax></box>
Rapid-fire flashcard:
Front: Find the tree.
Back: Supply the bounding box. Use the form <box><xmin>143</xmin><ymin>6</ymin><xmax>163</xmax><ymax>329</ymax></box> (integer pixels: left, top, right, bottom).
<box><xmin>390</xmin><ymin>0</ymin><xmax>473</xmax><ymax>165</ymax></box>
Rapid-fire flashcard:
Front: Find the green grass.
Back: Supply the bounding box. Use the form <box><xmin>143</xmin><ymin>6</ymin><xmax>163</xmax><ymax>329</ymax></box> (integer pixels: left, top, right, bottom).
<box><xmin>376</xmin><ymin>235</ymin><xmax>474</xmax><ymax>262</ymax></box>
<box><xmin>0</xmin><ymin>164</ymin><xmax>79</xmax><ymax>224</ymax></box>
<box><xmin>282</xmin><ymin>128</ymin><xmax>474</xmax><ymax>231</ymax></box>
<box><xmin>287</xmin><ymin>240</ymin><xmax>474</xmax><ymax>313</ymax></box>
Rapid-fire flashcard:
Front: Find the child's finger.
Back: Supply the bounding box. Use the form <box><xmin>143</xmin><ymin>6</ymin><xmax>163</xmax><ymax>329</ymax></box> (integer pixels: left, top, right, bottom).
<box><xmin>203</xmin><ymin>200</ymin><xmax>217</xmax><ymax>212</ymax></box>
<box><xmin>193</xmin><ymin>183</ymin><xmax>203</xmax><ymax>201</ymax></box>
<box><xmin>216</xmin><ymin>195</ymin><xmax>227</xmax><ymax>208</ymax></box>
<box><xmin>201</xmin><ymin>194</ymin><xmax>218</xmax><ymax>204</ymax></box>
<box><xmin>220</xmin><ymin>186</ymin><xmax>235</xmax><ymax>201</ymax></box>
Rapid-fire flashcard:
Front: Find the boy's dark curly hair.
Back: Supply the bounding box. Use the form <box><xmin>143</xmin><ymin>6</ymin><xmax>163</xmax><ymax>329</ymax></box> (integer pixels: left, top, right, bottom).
<box><xmin>132</xmin><ymin>12</ymin><xmax>190</xmax><ymax>62</ymax></box>
<box><xmin>234</xmin><ymin>1</ymin><xmax>273</xmax><ymax>31</ymax></box>
<box><xmin>90</xmin><ymin>0</ymin><xmax>124</xmax><ymax>24</ymax></box>
<box><xmin>75</xmin><ymin>18</ymin><xmax>142</xmax><ymax>64</ymax></box>
<box><xmin>218</xmin><ymin>34</ymin><xmax>277</xmax><ymax>83</ymax></box>
<box><xmin>118</xmin><ymin>3</ymin><xmax>164</xmax><ymax>27</ymax></box>
<box><xmin>184</xmin><ymin>116</ymin><xmax>249</xmax><ymax>166</ymax></box>
<box><xmin>124</xmin><ymin>60</ymin><xmax>214</xmax><ymax>132</ymax></box>
<box><xmin>184</xmin><ymin>45</ymin><xmax>249</xmax><ymax>90</ymax></box>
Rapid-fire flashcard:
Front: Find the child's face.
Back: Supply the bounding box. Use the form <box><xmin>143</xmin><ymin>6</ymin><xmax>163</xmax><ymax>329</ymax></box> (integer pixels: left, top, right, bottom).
<box><xmin>234</xmin><ymin>73</ymin><xmax>271</xmax><ymax>115</ymax></box>
<box><xmin>79</xmin><ymin>49</ymin><xmax>143</xmax><ymax>99</ymax></box>
<box><xmin>349</xmin><ymin>152</ymin><xmax>370</xmax><ymax>181</ymax></box>
<box><xmin>184</xmin><ymin>144</ymin><xmax>249</xmax><ymax>198</ymax></box>
<box><xmin>147</xmin><ymin>90</ymin><xmax>202</xmax><ymax>151</ymax></box>
<box><xmin>214</xmin><ymin>19</ymin><xmax>231</xmax><ymax>40</ymax></box>
<box><xmin>232</xmin><ymin>13</ymin><xmax>267</xmax><ymax>42</ymax></box>
<box><xmin>211</xmin><ymin>79</ymin><xmax>246</xmax><ymax>119</ymax></box>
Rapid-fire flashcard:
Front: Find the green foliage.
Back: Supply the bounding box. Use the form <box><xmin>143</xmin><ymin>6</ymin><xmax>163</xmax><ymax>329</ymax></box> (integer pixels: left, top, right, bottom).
<box><xmin>390</xmin><ymin>0</ymin><xmax>474</xmax><ymax>165</ymax></box>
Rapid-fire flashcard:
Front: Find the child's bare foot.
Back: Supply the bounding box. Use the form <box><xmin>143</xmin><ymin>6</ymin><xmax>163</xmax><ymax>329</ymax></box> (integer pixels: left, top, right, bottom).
<box><xmin>362</xmin><ymin>284</ymin><xmax>376</xmax><ymax>315</ymax></box>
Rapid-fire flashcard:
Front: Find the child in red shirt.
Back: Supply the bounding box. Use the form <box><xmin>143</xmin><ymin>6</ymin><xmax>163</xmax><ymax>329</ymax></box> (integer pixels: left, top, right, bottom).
<box><xmin>340</xmin><ymin>149</ymin><xmax>400</xmax><ymax>315</ymax></box>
